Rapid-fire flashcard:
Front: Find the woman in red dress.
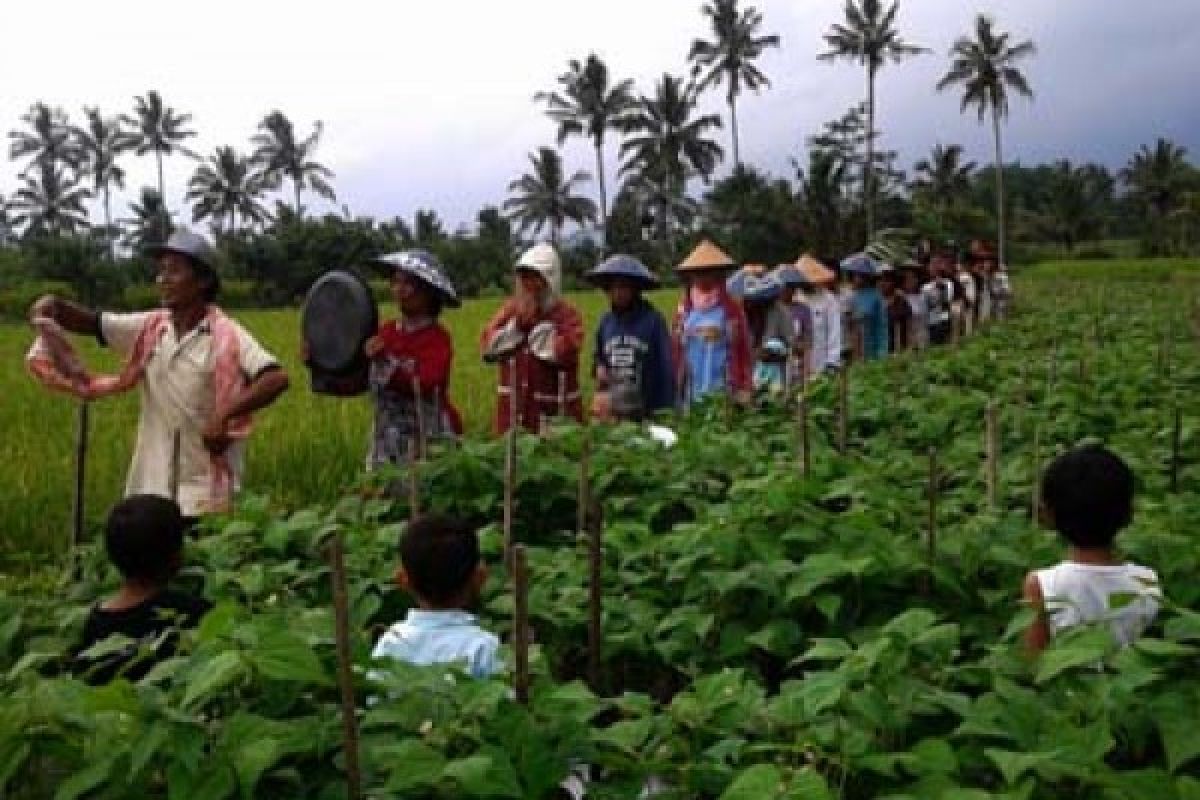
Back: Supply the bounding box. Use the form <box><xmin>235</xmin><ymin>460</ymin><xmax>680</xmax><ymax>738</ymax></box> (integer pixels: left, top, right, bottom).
<box><xmin>365</xmin><ymin>250</ymin><xmax>462</xmax><ymax>468</ymax></box>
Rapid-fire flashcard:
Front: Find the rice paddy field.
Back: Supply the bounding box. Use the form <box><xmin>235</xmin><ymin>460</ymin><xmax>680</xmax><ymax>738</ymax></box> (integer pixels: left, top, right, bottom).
<box><xmin>0</xmin><ymin>287</ymin><xmax>680</xmax><ymax>568</ymax></box>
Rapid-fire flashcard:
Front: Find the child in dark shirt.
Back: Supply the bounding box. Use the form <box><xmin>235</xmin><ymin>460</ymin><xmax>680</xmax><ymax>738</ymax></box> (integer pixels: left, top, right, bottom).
<box><xmin>73</xmin><ymin>494</ymin><xmax>211</xmax><ymax>683</ymax></box>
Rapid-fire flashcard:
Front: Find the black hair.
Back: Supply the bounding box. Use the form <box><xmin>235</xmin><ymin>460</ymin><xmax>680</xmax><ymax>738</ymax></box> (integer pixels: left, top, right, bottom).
<box><xmin>1041</xmin><ymin>445</ymin><xmax>1134</xmax><ymax>548</ymax></box>
<box><xmin>104</xmin><ymin>494</ymin><xmax>185</xmax><ymax>583</ymax></box>
<box><xmin>399</xmin><ymin>514</ymin><xmax>480</xmax><ymax>606</ymax></box>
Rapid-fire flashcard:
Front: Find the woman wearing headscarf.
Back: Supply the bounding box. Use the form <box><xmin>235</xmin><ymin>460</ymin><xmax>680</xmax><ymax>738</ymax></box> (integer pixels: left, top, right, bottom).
<box><xmin>364</xmin><ymin>249</ymin><xmax>463</xmax><ymax>468</ymax></box>
<box><xmin>671</xmin><ymin>239</ymin><xmax>752</xmax><ymax>407</ymax></box>
<box><xmin>481</xmin><ymin>243</ymin><xmax>584</xmax><ymax>433</ymax></box>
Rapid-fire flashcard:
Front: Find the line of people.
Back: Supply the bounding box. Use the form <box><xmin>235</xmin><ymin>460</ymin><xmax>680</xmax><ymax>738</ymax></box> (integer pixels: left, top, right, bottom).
<box><xmin>25</xmin><ymin>229</ymin><xmax>1017</xmax><ymax>503</ymax></box>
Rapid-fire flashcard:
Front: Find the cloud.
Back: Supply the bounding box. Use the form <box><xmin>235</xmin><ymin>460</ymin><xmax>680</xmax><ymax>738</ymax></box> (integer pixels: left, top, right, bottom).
<box><xmin>2</xmin><ymin>0</ymin><xmax>1198</xmax><ymax>228</ymax></box>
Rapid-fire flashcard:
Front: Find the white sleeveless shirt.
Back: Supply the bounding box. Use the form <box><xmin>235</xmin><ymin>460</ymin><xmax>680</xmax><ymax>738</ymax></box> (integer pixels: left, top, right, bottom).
<box><xmin>1035</xmin><ymin>562</ymin><xmax>1161</xmax><ymax>645</ymax></box>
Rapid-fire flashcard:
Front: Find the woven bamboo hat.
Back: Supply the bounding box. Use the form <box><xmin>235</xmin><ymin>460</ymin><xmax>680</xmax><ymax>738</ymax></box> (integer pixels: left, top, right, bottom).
<box><xmin>795</xmin><ymin>254</ymin><xmax>835</xmax><ymax>285</ymax></box>
<box><xmin>676</xmin><ymin>239</ymin><xmax>737</xmax><ymax>273</ymax></box>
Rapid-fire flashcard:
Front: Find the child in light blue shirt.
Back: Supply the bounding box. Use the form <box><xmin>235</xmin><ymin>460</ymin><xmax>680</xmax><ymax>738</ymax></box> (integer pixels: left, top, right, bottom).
<box><xmin>371</xmin><ymin>514</ymin><xmax>499</xmax><ymax>679</ymax></box>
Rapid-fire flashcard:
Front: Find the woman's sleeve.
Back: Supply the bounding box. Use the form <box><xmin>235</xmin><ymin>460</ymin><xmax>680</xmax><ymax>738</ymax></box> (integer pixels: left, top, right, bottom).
<box><xmin>550</xmin><ymin>304</ymin><xmax>584</xmax><ymax>367</ymax></box>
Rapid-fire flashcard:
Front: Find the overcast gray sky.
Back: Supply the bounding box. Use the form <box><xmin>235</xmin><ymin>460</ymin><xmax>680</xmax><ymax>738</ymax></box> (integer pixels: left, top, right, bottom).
<box><xmin>3</xmin><ymin>0</ymin><xmax>1199</xmax><ymax>230</ymax></box>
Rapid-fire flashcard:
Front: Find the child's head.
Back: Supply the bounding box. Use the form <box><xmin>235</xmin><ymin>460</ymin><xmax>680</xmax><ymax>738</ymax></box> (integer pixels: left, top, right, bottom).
<box><xmin>105</xmin><ymin>494</ymin><xmax>186</xmax><ymax>585</ymax></box>
<box><xmin>1041</xmin><ymin>445</ymin><xmax>1134</xmax><ymax>548</ymax></box>
<box><xmin>396</xmin><ymin>514</ymin><xmax>486</xmax><ymax>609</ymax></box>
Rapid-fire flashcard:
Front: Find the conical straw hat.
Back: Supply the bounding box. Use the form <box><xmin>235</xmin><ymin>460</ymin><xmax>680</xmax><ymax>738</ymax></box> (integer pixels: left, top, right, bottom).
<box><xmin>796</xmin><ymin>253</ymin><xmax>835</xmax><ymax>285</ymax></box>
<box><xmin>677</xmin><ymin>239</ymin><xmax>736</xmax><ymax>272</ymax></box>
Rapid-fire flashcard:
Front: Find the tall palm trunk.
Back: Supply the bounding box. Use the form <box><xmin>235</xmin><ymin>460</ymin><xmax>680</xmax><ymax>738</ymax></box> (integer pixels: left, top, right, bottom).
<box><xmin>103</xmin><ymin>185</ymin><xmax>114</xmax><ymax>261</ymax></box>
<box><xmin>155</xmin><ymin>150</ymin><xmax>165</xmax><ymax>214</ymax></box>
<box><xmin>729</xmin><ymin>93</ymin><xmax>741</xmax><ymax>170</ymax></box>
<box><xmin>594</xmin><ymin>142</ymin><xmax>608</xmax><ymax>254</ymax></box>
<box><xmin>992</xmin><ymin>106</ymin><xmax>1006</xmax><ymax>266</ymax></box>
<box><xmin>864</xmin><ymin>66</ymin><xmax>876</xmax><ymax>241</ymax></box>
<box><xmin>294</xmin><ymin>177</ymin><xmax>302</xmax><ymax>215</ymax></box>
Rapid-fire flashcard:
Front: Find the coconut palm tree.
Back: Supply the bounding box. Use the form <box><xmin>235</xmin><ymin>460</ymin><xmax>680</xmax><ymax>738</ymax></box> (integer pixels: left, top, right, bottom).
<box><xmin>8</xmin><ymin>103</ymin><xmax>79</xmax><ymax>176</ymax></box>
<box><xmin>819</xmin><ymin>0</ymin><xmax>926</xmax><ymax>239</ymax></box>
<box><xmin>9</xmin><ymin>162</ymin><xmax>92</xmax><ymax>237</ymax></box>
<box><xmin>1120</xmin><ymin>139</ymin><xmax>1191</xmax><ymax>220</ymax></box>
<box><xmin>623</xmin><ymin>159</ymin><xmax>702</xmax><ymax>252</ymax></box>
<box><xmin>251</xmin><ymin>110</ymin><xmax>337</xmax><ymax>214</ymax></box>
<box><xmin>620</xmin><ymin>74</ymin><xmax>724</xmax><ymax>200</ymax></box>
<box><xmin>795</xmin><ymin>149</ymin><xmax>854</xmax><ymax>256</ymax></box>
<box><xmin>535</xmin><ymin>54</ymin><xmax>637</xmax><ymax>245</ymax></box>
<box><xmin>0</xmin><ymin>194</ymin><xmax>14</xmax><ymax>246</ymax></box>
<box><xmin>504</xmin><ymin>146</ymin><xmax>597</xmax><ymax>247</ymax></box>
<box><xmin>73</xmin><ymin>108</ymin><xmax>134</xmax><ymax>258</ymax></box>
<box><xmin>937</xmin><ymin>13</ymin><xmax>1035</xmax><ymax>266</ymax></box>
<box><xmin>688</xmin><ymin>0</ymin><xmax>780</xmax><ymax>170</ymax></box>
<box><xmin>123</xmin><ymin>187</ymin><xmax>173</xmax><ymax>251</ymax></box>
<box><xmin>186</xmin><ymin>146</ymin><xmax>269</xmax><ymax>235</ymax></box>
<box><xmin>910</xmin><ymin>143</ymin><xmax>975</xmax><ymax>230</ymax></box>
<box><xmin>122</xmin><ymin>90</ymin><xmax>199</xmax><ymax>212</ymax></box>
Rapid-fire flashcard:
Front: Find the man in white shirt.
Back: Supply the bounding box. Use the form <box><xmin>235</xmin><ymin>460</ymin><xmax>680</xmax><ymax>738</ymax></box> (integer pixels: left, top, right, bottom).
<box><xmin>29</xmin><ymin>230</ymin><xmax>289</xmax><ymax>519</ymax></box>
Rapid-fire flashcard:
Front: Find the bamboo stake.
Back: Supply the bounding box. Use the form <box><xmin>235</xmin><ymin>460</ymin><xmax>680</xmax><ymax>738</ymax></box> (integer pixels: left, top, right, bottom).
<box><xmin>71</xmin><ymin>402</ymin><xmax>90</xmax><ymax>554</ymax></box>
<box><xmin>837</xmin><ymin>358</ymin><xmax>849</xmax><ymax>454</ymax></box>
<box><xmin>1171</xmin><ymin>405</ymin><xmax>1182</xmax><ymax>494</ymax></box>
<box><xmin>410</xmin><ymin>374</ymin><xmax>426</xmax><ymax>461</ymax></box>
<box><xmin>797</xmin><ymin>394</ymin><xmax>811</xmax><ymax>477</ymax></box>
<box><xmin>168</xmin><ymin>428</ymin><xmax>180</xmax><ymax>506</ymax></box>
<box><xmin>512</xmin><ymin>544</ymin><xmax>531</xmax><ymax>705</ymax></box>
<box><xmin>503</xmin><ymin>362</ymin><xmax>519</xmax><ymax>570</ymax></box>
<box><xmin>557</xmin><ymin>371</ymin><xmax>567</xmax><ymax>420</ymax></box>
<box><xmin>577</xmin><ymin>429</ymin><xmax>591</xmax><ymax>539</ymax></box>
<box><xmin>925</xmin><ymin>447</ymin><xmax>938</xmax><ymax>596</ymax></box>
<box><xmin>985</xmin><ymin>402</ymin><xmax>999</xmax><ymax>509</ymax></box>
<box><xmin>407</xmin><ymin>439</ymin><xmax>420</xmax><ymax>523</ymax></box>
<box><xmin>327</xmin><ymin>533</ymin><xmax>363</xmax><ymax>800</ymax></box>
<box><xmin>587</xmin><ymin>499</ymin><xmax>603</xmax><ymax>692</ymax></box>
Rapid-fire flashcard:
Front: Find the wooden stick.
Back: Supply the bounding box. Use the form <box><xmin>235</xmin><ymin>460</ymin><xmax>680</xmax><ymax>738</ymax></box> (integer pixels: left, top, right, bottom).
<box><xmin>503</xmin><ymin>362</ymin><xmax>519</xmax><ymax>570</ymax></box>
<box><xmin>327</xmin><ymin>533</ymin><xmax>363</xmax><ymax>800</ymax></box>
<box><xmin>1171</xmin><ymin>405</ymin><xmax>1182</xmax><ymax>494</ymax></box>
<box><xmin>837</xmin><ymin>358</ymin><xmax>849</xmax><ymax>454</ymax></box>
<box><xmin>557</xmin><ymin>371</ymin><xmax>567</xmax><ymax>419</ymax></box>
<box><xmin>71</xmin><ymin>402</ymin><xmax>90</xmax><ymax>554</ymax></box>
<box><xmin>576</xmin><ymin>431</ymin><xmax>591</xmax><ymax>539</ymax></box>
<box><xmin>798</xmin><ymin>342</ymin><xmax>809</xmax><ymax>396</ymax></box>
<box><xmin>407</xmin><ymin>439</ymin><xmax>420</xmax><ymax>523</ymax></box>
<box><xmin>587</xmin><ymin>499</ymin><xmax>603</xmax><ymax>692</ymax></box>
<box><xmin>512</xmin><ymin>544</ymin><xmax>531</xmax><ymax>705</ymax></box>
<box><xmin>410</xmin><ymin>374</ymin><xmax>426</xmax><ymax>460</ymax></box>
<box><xmin>796</xmin><ymin>394</ymin><xmax>811</xmax><ymax>477</ymax></box>
<box><xmin>985</xmin><ymin>401</ymin><xmax>999</xmax><ymax>509</ymax></box>
<box><xmin>925</xmin><ymin>447</ymin><xmax>938</xmax><ymax>596</ymax></box>
<box><xmin>168</xmin><ymin>428</ymin><xmax>181</xmax><ymax>505</ymax></box>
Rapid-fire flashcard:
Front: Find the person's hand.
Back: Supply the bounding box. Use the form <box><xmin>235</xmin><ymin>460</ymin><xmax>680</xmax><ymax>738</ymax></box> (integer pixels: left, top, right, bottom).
<box><xmin>28</xmin><ymin>294</ymin><xmax>57</xmax><ymax>324</ymax></box>
<box><xmin>364</xmin><ymin>335</ymin><xmax>385</xmax><ymax>359</ymax></box>
<box><xmin>733</xmin><ymin>389</ymin><xmax>753</xmax><ymax>407</ymax></box>
<box><xmin>202</xmin><ymin>413</ymin><xmax>231</xmax><ymax>455</ymax></box>
<box><xmin>515</xmin><ymin>294</ymin><xmax>539</xmax><ymax>331</ymax></box>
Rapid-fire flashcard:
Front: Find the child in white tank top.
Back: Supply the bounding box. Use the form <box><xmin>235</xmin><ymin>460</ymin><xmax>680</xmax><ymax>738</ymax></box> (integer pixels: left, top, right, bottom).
<box><xmin>1022</xmin><ymin>445</ymin><xmax>1160</xmax><ymax>653</ymax></box>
